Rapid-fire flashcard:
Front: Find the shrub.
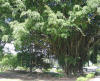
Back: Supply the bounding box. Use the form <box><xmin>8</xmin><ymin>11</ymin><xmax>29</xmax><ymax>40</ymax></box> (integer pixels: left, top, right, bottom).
<box><xmin>0</xmin><ymin>55</ymin><xmax>18</xmax><ymax>71</ymax></box>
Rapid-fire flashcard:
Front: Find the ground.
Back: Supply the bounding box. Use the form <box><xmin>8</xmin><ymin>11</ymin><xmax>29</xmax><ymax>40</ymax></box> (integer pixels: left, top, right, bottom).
<box><xmin>0</xmin><ymin>71</ymin><xmax>76</xmax><ymax>81</ymax></box>
<box><xmin>89</xmin><ymin>76</ymin><xmax>100</xmax><ymax>81</ymax></box>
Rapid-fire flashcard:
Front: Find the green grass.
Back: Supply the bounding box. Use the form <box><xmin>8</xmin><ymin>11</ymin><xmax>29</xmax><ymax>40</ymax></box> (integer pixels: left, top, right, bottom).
<box><xmin>76</xmin><ymin>73</ymin><xmax>95</xmax><ymax>81</ymax></box>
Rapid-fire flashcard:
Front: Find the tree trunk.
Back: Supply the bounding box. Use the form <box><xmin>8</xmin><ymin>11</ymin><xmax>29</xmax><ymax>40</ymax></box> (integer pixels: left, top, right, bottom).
<box><xmin>29</xmin><ymin>44</ymin><xmax>33</xmax><ymax>73</ymax></box>
<box><xmin>29</xmin><ymin>54</ymin><xmax>32</xmax><ymax>73</ymax></box>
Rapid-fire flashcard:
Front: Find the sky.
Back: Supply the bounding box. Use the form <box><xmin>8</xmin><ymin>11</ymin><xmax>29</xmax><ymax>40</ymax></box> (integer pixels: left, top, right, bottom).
<box><xmin>3</xmin><ymin>43</ymin><xmax>17</xmax><ymax>55</ymax></box>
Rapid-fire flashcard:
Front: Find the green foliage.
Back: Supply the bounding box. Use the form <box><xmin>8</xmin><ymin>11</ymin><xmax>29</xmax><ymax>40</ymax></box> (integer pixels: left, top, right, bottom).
<box><xmin>17</xmin><ymin>52</ymin><xmax>51</xmax><ymax>70</ymax></box>
<box><xmin>0</xmin><ymin>52</ymin><xmax>4</xmax><ymax>61</ymax></box>
<box><xmin>0</xmin><ymin>54</ymin><xmax>18</xmax><ymax>71</ymax></box>
<box><xmin>2</xmin><ymin>35</ymin><xmax>9</xmax><ymax>42</ymax></box>
<box><xmin>90</xmin><ymin>44</ymin><xmax>100</xmax><ymax>64</ymax></box>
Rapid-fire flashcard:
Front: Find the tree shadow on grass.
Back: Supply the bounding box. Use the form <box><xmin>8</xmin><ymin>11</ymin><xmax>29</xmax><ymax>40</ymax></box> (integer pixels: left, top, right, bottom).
<box><xmin>0</xmin><ymin>71</ymin><xmax>76</xmax><ymax>81</ymax></box>
<box><xmin>0</xmin><ymin>71</ymin><xmax>37</xmax><ymax>81</ymax></box>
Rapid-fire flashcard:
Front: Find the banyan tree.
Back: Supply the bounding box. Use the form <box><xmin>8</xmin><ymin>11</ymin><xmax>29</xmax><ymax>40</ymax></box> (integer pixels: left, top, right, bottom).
<box><xmin>0</xmin><ymin>0</ymin><xmax>100</xmax><ymax>76</ymax></box>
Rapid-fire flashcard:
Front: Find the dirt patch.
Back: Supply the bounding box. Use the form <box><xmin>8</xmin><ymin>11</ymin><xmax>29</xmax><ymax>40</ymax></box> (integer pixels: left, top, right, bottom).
<box><xmin>0</xmin><ymin>71</ymin><xmax>76</xmax><ymax>81</ymax></box>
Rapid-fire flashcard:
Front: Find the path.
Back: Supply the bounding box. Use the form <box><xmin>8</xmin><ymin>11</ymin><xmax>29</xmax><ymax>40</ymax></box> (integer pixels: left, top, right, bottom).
<box><xmin>0</xmin><ymin>71</ymin><xmax>76</xmax><ymax>81</ymax></box>
<box><xmin>89</xmin><ymin>76</ymin><xmax>100</xmax><ymax>81</ymax></box>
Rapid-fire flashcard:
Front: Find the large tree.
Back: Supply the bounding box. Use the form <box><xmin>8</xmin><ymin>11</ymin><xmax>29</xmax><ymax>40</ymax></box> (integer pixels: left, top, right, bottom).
<box><xmin>0</xmin><ymin>0</ymin><xmax>100</xmax><ymax>76</ymax></box>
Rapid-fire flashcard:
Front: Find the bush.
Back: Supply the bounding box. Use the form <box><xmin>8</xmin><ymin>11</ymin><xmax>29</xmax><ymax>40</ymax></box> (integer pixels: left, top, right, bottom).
<box><xmin>0</xmin><ymin>54</ymin><xmax>18</xmax><ymax>71</ymax></box>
